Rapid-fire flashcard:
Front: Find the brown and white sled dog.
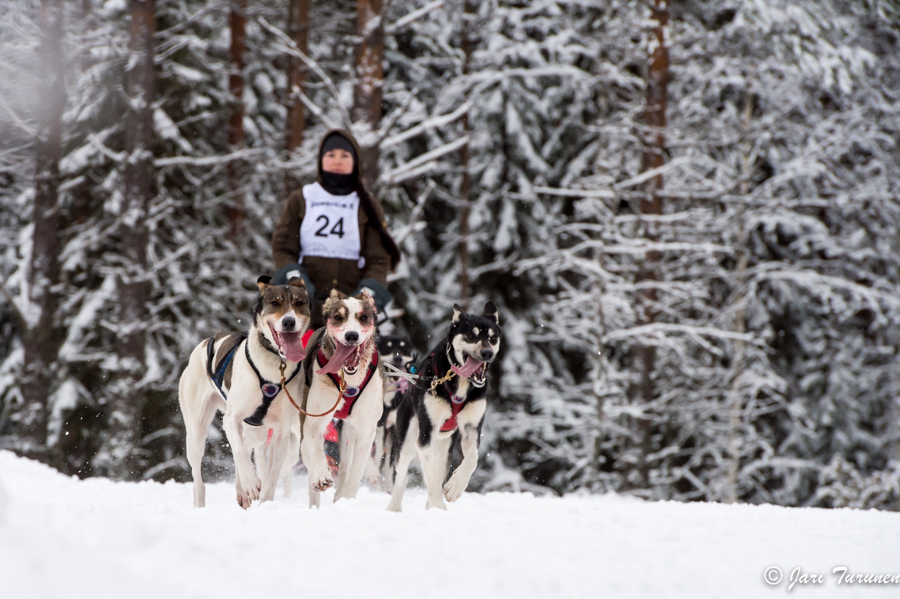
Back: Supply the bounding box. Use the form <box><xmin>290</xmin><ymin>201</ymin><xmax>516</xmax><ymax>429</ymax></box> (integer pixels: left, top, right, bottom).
<box><xmin>299</xmin><ymin>289</ymin><xmax>384</xmax><ymax>508</ymax></box>
<box><xmin>387</xmin><ymin>302</ymin><xmax>500</xmax><ymax>512</ymax></box>
<box><xmin>178</xmin><ymin>277</ymin><xmax>310</xmax><ymax>508</ymax></box>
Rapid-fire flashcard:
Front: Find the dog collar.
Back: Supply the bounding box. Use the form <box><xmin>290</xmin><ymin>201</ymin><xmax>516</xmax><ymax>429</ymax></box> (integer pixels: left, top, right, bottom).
<box><xmin>258</xmin><ymin>330</ymin><xmax>282</xmax><ymax>357</ymax></box>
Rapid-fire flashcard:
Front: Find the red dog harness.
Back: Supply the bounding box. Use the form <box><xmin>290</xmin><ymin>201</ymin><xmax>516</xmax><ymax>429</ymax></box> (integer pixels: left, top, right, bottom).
<box><xmin>314</xmin><ymin>344</ymin><xmax>379</xmax><ymax>420</ymax></box>
<box><xmin>430</xmin><ymin>354</ymin><xmax>468</xmax><ymax>432</ymax></box>
<box><xmin>440</xmin><ymin>396</ymin><xmax>468</xmax><ymax>432</ymax></box>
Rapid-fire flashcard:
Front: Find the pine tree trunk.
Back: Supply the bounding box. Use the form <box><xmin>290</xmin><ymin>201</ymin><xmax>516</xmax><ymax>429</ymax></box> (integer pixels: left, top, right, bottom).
<box><xmin>285</xmin><ymin>0</ymin><xmax>308</xmax><ymax>154</ymax></box>
<box><xmin>353</xmin><ymin>0</ymin><xmax>384</xmax><ymax>187</ymax></box>
<box><xmin>20</xmin><ymin>0</ymin><xmax>66</xmax><ymax>454</ymax></box>
<box><xmin>107</xmin><ymin>0</ymin><xmax>155</xmax><ymax>478</ymax></box>
<box><xmin>727</xmin><ymin>82</ymin><xmax>754</xmax><ymax>503</ymax></box>
<box><xmin>227</xmin><ymin>0</ymin><xmax>247</xmax><ymax>241</ymax></box>
<box><xmin>458</xmin><ymin>0</ymin><xmax>473</xmax><ymax>303</ymax></box>
<box><xmin>628</xmin><ymin>0</ymin><xmax>669</xmax><ymax>489</ymax></box>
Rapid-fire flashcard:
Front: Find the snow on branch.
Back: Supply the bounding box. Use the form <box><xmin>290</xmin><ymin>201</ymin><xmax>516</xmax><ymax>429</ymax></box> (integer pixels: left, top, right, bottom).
<box><xmin>602</xmin><ymin>323</ymin><xmax>761</xmax><ymax>348</ymax></box>
<box><xmin>379</xmin><ymin>136</ymin><xmax>468</xmax><ymax>185</ymax></box>
<box><xmin>385</xmin><ymin>1</ymin><xmax>444</xmax><ymax>35</ymax></box>
<box><xmin>612</xmin><ymin>156</ymin><xmax>691</xmax><ymax>190</ymax></box>
<box><xmin>154</xmin><ymin>148</ymin><xmax>263</xmax><ymax>168</ymax></box>
<box><xmin>391</xmin><ymin>179</ymin><xmax>435</xmax><ymax>245</ymax></box>
<box><xmin>258</xmin><ymin>17</ymin><xmax>353</xmax><ymax>132</ymax></box>
<box><xmin>533</xmin><ymin>186</ymin><xmax>616</xmax><ymax>199</ymax></box>
<box><xmin>380</xmin><ymin>101</ymin><xmax>470</xmax><ymax>149</ymax></box>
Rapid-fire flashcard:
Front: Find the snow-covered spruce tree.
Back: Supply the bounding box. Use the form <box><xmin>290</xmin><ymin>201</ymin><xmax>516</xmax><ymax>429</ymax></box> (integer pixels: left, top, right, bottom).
<box><xmin>0</xmin><ymin>1</ymin><xmax>43</xmax><ymax>448</ymax></box>
<box><xmin>372</xmin><ymin>0</ymin><xmax>645</xmax><ymax>492</ymax></box>
<box><xmin>651</xmin><ymin>0</ymin><xmax>900</xmax><ymax>508</ymax></box>
<box><xmin>535</xmin><ymin>0</ymin><xmax>900</xmax><ymax>507</ymax></box>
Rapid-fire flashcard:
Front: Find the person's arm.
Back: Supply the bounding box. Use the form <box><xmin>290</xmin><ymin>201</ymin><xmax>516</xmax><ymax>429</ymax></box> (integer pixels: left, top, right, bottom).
<box><xmin>360</xmin><ymin>227</ymin><xmax>391</xmax><ymax>285</ymax></box>
<box><xmin>359</xmin><ymin>196</ymin><xmax>391</xmax><ymax>285</ymax></box>
<box><xmin>272</xmin><ymin>190</ymin><xmax>305</xmax><ymax>270</ymax></box>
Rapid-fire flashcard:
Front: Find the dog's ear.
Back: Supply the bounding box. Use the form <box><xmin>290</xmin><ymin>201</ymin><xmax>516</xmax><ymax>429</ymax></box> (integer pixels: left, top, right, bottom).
<box><xmin>483</xmin><ymin>301</ymin><xmax>499</xmax><ymax>325</ymax></box>
<box><xmin>452</xmin><ymin>303</ymin><xmax>465</xmax><ymax>324</ymax></box>
<box><xmin>356</xmin><ymin>289</ymin><xmax>376</xmax><ymax>312</ymax></box>
<box><xmin>288</xmin><ymin>277</ymin><xmax>306</xmax><ymax>289</ymax></box>
<box><xmin>323</xmin><ymin>288</ymin><xmax>345</xmax><ymax>315</ymax></box>
<box><xmin>257</xmin><ymin>275</ymin><xmax>272</xmax><ymax>293</ymax></box>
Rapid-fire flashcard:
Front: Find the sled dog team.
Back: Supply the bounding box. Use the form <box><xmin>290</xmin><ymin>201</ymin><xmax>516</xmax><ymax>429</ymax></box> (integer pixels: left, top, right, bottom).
<box><xmin>178</xmin><ymin>276</ymin><xmax>501</xmax><ymax>511</ymax></box>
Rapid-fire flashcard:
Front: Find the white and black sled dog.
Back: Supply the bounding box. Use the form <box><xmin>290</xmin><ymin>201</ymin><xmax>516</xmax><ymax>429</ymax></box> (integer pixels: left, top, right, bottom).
<box><xmin>387</xmin><ymin>302</ymin><xmax>501</xmax><ymax>512</ymax></box>
<box><xmin>299</xmin><ymin>289</ymin><xmax>384</xmax><ymax>508</ymax></box>
<box><xmin>178</xmin><ymin>276</ymin><xmax>310</xmax><ymax>508</ymax></box>
<box><xmin>368</xmin><ymin>334</ymin><xmax>418</xmax><ymax>489</ymax></box>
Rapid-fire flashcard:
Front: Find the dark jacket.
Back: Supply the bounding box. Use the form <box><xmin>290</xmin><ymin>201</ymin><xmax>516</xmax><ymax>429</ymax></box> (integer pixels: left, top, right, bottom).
<box><xmin>271</xmin><ymin>130</ymin><xmax>398</xmax><ymax>300</ymax></box>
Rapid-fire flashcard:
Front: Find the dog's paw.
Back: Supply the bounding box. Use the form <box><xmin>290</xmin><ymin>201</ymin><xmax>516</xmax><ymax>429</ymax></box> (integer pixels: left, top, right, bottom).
<box><xmin>312</xmin><ymin>476</ymin><xmax>333</xmax><ymax>492</ymax></box>
<box><xmin>236</xmin><ymin>491</ymin><xmax>253</xmax><ymax>510</ymax></box>
<box><xmin>443</xmin><ymin>475</ymin><xmax>468</xmax><ymax>503</ymax></box>
<box><xmin>242</xmin><ymin>474</ymin><xmax>262</xmax><ymax>501</ymax></box>
<box><xmin>426</xmin><ymin>496</ymin><xmax>448</xmax><ymax>511</ymax></box>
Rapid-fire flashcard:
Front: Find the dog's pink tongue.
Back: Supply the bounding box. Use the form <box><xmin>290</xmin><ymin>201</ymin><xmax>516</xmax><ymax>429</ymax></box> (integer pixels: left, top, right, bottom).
<box><xmin>451</xmin><ymin>357</ymin><xmax>483</xmax><ymax>379</ymax></box>
<box><xmin>279</xmin><ymin>333</ymin><xmax>307</xmax><ymax>363</ymax></box>
<box><xmin>316</xmin><ymin>342</ymin><xmax>356</xmax><ymax>374</ymax></box>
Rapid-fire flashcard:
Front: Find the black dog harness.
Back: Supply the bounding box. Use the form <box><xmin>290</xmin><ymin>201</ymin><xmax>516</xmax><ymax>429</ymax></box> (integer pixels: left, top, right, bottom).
<box><xmin>240</xmin><ymin>337</ymin><xmax>304</xmax><ymax>427</ymax></box>
<box><xmin>245</xmin><ymin>340</ymin><xmax>303</xmax><ymax>400</ymax></box>
<box><xmin>206</xmin><ymin>332</ymin><xmax>248</xmax><ymax>400</ymax></box>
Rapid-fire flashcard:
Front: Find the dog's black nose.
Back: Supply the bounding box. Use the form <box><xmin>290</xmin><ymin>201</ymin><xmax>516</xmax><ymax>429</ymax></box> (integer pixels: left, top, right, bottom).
<box><xmin>282</xmin><ymin>317</ymin><xmax>296</xmax><ymax>331</ymax></box>
<box><xmin>345</xmin><ymin>331</ymin><xmax>359</xmax><ymax>344</ymax></box>
<box><xmin>480</xmin><ymin>349</ymin><xmax>494</xmax><ymax>361</ymax></box>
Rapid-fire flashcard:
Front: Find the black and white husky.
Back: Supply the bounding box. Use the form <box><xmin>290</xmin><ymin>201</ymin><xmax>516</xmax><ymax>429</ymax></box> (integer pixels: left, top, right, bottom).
<box><xmin>368</xmin><ymin>335</ymin><xmax>417</xmax><ymax>489</ymax></box>
<box><xmin>178</xmin><ymin>277</ymin><xmax>311</xmax><ymax>508</ymax></box>
<box><xmin>387</xmin><ymin>302</ymin><xmax>501</xmax><ymax>511</ymax></box>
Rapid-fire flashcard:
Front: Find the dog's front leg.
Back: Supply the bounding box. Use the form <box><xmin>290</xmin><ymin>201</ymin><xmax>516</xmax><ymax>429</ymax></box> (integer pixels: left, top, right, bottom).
<box><xmin>420</xmin><ymin>435</ymin><xmax>452</xmax><ymax>511</ymax></box>
<box><xmin>386</xmin><ymin>419</ymin><xmax>417</xmax><ymax>512</ymax></box>
<box><xmin>444</xmin><ymin>424</ymin><xmax>480</xmax><ymax>502</ymax></box>
<box><xmin>223</xmin><ymin>411</ymin><xmax>261</xmax><ymax>509</ymax></box>
<box><xmin>260</xmin><ymin>428</ymin><xmax>290</xmax><ymax>503</ymax></box>
<box><xmin>335</xmin><ymin>419</ymin><xmax>378</xmax><ymax>501</ymax></box>
<box><xmin>301</xmin><ymin>414</ymin><xmax>333</xmax><ymax>508</ymax></box>
<box><xmin>333</xmin><ymin>423</ymin><xmax>355</xmax><ymax>499</ymax></box>
<box><xmin>366</xmin><ymin>424</ymin><xmax>385</xmax><ymax>487</ymax></box>
<box><xmin>281</xmin><ymin>427</ymin><xmax>301</xmax><ymax>499</ymax></box>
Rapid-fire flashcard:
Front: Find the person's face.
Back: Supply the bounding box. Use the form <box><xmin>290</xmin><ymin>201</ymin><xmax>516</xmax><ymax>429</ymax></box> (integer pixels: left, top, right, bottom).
<box><xmin>322</xmin><ymin>149</ymin><xmax>354</xmax><ymax>175</ymax></box>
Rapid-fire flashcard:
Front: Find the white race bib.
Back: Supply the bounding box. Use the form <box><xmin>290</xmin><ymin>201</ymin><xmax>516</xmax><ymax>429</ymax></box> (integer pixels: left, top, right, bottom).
<box><xmin>299</xmin><ymin>182</ymin><xmax>362</xmax><ymax>262</ymax></box>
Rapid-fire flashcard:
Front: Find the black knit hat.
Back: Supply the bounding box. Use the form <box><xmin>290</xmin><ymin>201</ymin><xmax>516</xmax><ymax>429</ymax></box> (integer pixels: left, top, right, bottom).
<box><xmin>321</xmin><ymin>132</ymin><xmax>357</xmax><ymax>159</ymax></box>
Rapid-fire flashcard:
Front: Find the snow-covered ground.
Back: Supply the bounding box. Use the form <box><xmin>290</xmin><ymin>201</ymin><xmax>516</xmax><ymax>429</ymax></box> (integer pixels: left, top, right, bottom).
<box><xmin>1</xmin><ymin>450</ymin><xmax>898</xmax><ymax>599</ymax></box>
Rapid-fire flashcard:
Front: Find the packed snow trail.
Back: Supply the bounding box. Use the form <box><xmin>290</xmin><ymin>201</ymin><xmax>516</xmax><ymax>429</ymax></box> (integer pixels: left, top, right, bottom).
<box><xmin>0</xmin><ymin>451</ymin><xmax>898</xmax><ymax>599</ymax></box>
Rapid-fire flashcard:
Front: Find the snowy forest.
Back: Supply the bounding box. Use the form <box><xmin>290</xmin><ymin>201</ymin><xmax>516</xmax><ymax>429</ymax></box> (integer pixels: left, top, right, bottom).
<box><xmin>1</xmin><ymin>0</ymin><xmax>899</xmax><ymax>510</ymax></box>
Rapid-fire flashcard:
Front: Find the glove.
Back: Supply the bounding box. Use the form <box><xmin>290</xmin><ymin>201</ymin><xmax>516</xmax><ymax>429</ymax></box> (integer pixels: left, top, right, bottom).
<box><xmin>273</xmin><ymin>263</ymin><xmax>316</xmax><ymax>301</ymax></box>
<box><xmin>354</xmin><ymin>278</ymin><xmax>392</xmax><ymax>315</ymax></box>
